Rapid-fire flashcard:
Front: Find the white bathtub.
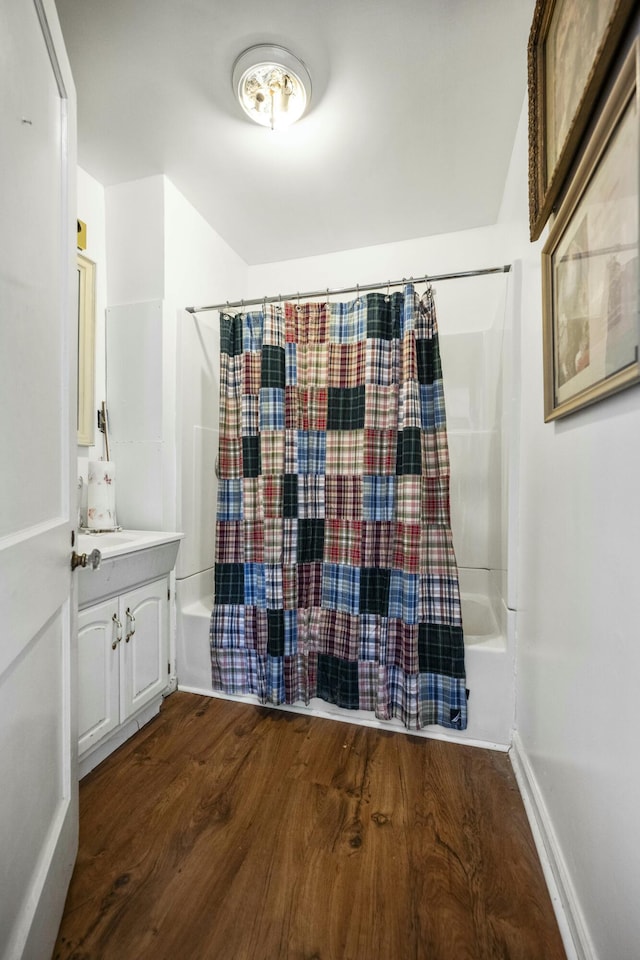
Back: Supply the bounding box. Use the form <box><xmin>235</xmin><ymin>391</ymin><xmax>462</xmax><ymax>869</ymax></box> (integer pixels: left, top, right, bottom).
<box><xmin>176</xmin><ymin>566</ymin><xmax>514</xmax><ymax>749</ymax></box>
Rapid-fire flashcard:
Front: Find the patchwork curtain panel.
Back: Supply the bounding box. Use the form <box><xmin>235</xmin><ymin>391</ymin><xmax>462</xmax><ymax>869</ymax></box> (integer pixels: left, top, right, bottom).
<box><xmin>211</xmin><ymin>284</ymin><xmax>467</xmax><ymax>730</ymax></box>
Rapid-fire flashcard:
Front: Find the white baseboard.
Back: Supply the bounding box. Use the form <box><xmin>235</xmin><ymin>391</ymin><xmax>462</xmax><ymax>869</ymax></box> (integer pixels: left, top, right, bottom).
<box><xmin>509</xmin><ymin>732</ymin><xmax>595</xmax><ymax>960</ymax></box>
<box><xmin>177</xmin><ymin>683</ymin><xmax>509</xmax><ymax>752</ymax></box>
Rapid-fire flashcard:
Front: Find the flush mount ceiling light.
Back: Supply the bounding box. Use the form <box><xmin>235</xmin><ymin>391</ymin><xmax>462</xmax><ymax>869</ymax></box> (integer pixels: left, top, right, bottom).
<box><xmin>232</xmin><ymin>44</ymin><xmax>311</xmax><ymax>130</ymax></box>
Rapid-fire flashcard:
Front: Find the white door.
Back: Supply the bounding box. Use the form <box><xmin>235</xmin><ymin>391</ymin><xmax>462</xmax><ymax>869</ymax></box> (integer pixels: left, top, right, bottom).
<box><xmin>0</xmin><ymin>1</ymin><xmax>77</xmax><ymax>958</ymax></box>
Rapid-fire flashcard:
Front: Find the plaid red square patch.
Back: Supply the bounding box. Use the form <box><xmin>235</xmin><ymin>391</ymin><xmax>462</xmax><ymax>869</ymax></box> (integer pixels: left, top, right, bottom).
<box><xmin>361</xmin><ymin>521</ymin><xmax>394</xmax><ymax>567</ymax></box>
<box><xmin>244</xmin><ymin>352</ymin><xmax>261</xmax><ymax>395</ymax></box>
<box><xmin>422</xmin><ymin>428</ymin><xmax>450</xmax><ymax>477</ymax></box>
<box><xmin>325</xmin><ymin>430</ymin><xmax>364</xmax><ymax>475</ymax></box>
<box><xmin>325</xmin><ymin>476</ymin><xmax>363</xmax><ymax>520</ymax></box>
<box><xmin>218</xmin><ymin>438</ymin><xmax>243</xmax><ymax>479</ymax></box>
<box><xmin>328</xmin><ymin>342</ymin><xmax>365</xmax><ymax>388</ymax></box>
<box><xmin>297</xmin><ymin>561</ymin><xmax>323</xmax><ymax>608</ymax></box>
<box><xmin>263</xmin><ymin>475</ymin><xmax>283</xmax><ymax>517</ymax></box>
<box><xmin>364</xmin><ymin>429</ymin><xmax>396</xmax><ymax>475</ymax></box>
<box><xmin>215</xmin><ymin>521</ymin><xmax>244</xmax><ymax>563</ymax></box>
<box><xmin>364</xmin><ymin>385</ymin><xmax>398</xmax><ymax>430</ymax></box>
<box><xmin>297</xmin><ymin>343</ymin><xmax>328</xmax><ymax>388</ymax></box>
<box><xmin>220</xmin><ymin>397</ymin><xmax>241</xmax><ymax>439</ymax></box>
<box><xmin>401</xmin><ymin>330</ymin><xmax>418</xmax><ymax>382</ymax></box>
<box><xmin>301</xmin><ymin>388</ymin><xmax>328</xmax><ymax>431</ymax></box>
<box><xmin>243</xmin><ymin>520</ymin><xmax>264</xmax><ymax>561</ymax></box>
<box><xmin>422</xmin><ymin>477</ymin><xmax>450</xmax><ymax>524</ymax></box>
<box><xmin>393</xmin><ymin>522</ymin><xmax>421</xmax><ymax>574</ymax></box>
<box><xmin>283</xmin><ymin>564</ymin><xmax>297</xmax><ymax>610</ymax></box>
<box><xmin>324</xmin><ymin>520</ymin><xmax>362</xmax><ymax>566</ymax></box>
<box><xmin>261</xmin><ymin>430</ymin><xmax>285</xmax><ymax>475</ymax></box>
<box><xmin>387</xmin><ymin>619</ymin><xmax>419</xmax><ymax>673</ymax></box>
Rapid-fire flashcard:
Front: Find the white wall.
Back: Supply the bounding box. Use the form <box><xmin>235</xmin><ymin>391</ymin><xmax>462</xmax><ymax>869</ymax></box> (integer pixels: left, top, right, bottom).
<box><xmin>505</xmin><ymin>87</ymin><xmax>640</xmax><ymax>958</ymax></box>
<box><xmin>99</xmin><ymin>174</ymin><xmax>247</xmax><ymax>580</ymax></box>
<box><xmin>162</xmin><ymin>177</ymin><xmax>247</xmax><ymax>580</ymax></box>
<box><xmin>105</xmin><ymin>175</ymin><xmax>165</xmax><ymax>305</ymax></box>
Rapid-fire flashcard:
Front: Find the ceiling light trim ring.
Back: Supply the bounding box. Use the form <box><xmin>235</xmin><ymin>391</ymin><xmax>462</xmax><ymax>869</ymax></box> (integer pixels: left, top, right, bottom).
<box><xmin>232</xmin><ymin>44</ymin><xmax>312</xmax><ymax>130</ymax></box>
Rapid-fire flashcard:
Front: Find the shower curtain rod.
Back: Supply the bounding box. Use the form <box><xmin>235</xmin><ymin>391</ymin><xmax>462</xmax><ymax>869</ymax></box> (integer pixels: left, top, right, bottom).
<box><xmin>184</xmin><ymin>264</ymin><xmax>512</xmax><ymax>314</ymax></box>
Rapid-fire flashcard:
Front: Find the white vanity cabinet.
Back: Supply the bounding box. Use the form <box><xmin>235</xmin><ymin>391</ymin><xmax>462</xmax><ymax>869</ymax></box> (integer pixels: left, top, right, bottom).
<box><xmin>76</xmin><ymin>530</ymin><xmax>182</xmax><ymax>777</ymax></box>
<box><xmin>78</xmin><ymin>578</ymin><xmax>169</xmax><ymax>761</ymax></box>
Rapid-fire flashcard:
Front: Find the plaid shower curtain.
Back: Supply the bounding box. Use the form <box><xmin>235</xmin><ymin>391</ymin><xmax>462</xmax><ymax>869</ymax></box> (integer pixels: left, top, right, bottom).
<box><xmin>211</xmin><ymin>284</ymin><xmax>467</xmax><ymax>730</ymax></box>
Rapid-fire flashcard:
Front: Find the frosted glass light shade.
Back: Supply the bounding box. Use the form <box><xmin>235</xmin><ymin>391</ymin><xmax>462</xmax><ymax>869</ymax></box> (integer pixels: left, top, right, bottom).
<box><xmin>232</xmin><ymin>45</ymin><xmax>311</xmax><ymax>130</ymax></box>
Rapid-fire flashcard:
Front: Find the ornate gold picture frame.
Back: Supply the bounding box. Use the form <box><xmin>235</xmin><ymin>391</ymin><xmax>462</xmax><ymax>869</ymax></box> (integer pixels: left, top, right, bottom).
<box><xmin>528</xmin><ymin>0</ymin><xmax>636</xmax><ymax>240</ymax></box>
<box><xmin>542</xmin><ymin>39</ymin><xmax>639</xmax><ymax>421</ymax></box>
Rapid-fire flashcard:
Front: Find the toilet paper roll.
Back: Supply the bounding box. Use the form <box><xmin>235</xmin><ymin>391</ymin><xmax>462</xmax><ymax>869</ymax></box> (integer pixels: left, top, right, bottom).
<box><xmin>87</xmin><ymin>460</ymin><xmax>117</xmax><ymax>530</ymax></box>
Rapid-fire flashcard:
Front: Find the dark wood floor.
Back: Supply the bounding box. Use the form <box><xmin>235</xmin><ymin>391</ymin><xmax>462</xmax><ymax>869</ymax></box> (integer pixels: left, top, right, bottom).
<box><xmin>54</xmin><ymin>692</ymin><xmax>566</xmax><ymax>960</ymax></box>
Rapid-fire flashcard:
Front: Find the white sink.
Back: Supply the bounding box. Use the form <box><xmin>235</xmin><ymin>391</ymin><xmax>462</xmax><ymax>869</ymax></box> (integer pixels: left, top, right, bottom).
<box><xmin>77</xmin><ymin>529</ymin><xmax>184</xmax><ymax>607</ymax></box>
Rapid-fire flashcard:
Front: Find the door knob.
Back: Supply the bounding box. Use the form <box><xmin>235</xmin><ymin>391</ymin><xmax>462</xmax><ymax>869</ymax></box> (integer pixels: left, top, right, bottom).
<box><xmin>71</xmin><ymin>548</ymin><xmax>101</xmax><ymax>571</ymax></box>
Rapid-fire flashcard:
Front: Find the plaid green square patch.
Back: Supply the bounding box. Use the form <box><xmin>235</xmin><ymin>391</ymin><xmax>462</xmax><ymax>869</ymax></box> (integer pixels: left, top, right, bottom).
<box><xmin>418</xmin><ymin>622</ymin><xmax>465</xmax><ymax>678</ymax></box>
<box><xmin>365</xmin><ymin>292</ymin><xmax>401</xmax><ymax>340</ymax></box>
<box><xmin>242</xmin><ymin>436</ymin><xmax>261</xmax><ymax>478</ymax></box>
<box><xmin>327</xmin><ymin>386</ymin><xmax>365</xmax><ymax>430</ymax></box>
<box><xmin>416</xmin><ymin>335</ymin><xmax>442</xmax><ymax>385</ymax></box>
<box><xmin>261</xmin><ymin>345</ymin><xmax>286</xmax><ymax>388</ymax></box>
<box><xmin>360</xmin><ymin>567</ymin><xmax>390</xmax><ymax>616</ymax></box>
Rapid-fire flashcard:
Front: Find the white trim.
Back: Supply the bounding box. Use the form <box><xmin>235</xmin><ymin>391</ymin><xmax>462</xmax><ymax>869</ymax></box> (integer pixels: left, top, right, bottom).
<box><xmin>177</xmin><ymin>684</ymin><xmax>510</xmax><ymax>752</ymax></box>
<box><xmin>509</xmin><ymin>733</ymin><xmax>596</xmax><ymax>960</ymax></box>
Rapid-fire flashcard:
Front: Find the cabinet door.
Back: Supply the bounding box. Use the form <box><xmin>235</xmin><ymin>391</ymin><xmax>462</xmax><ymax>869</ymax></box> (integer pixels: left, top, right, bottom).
<box><xmin>121</xmin><ymin>578</ymin><xmax>169</xmax><ymax>719</ymax></box>
<box><xmin>78</xmin><ymin>599</ymin><xmax>121</xmax><ymax>756</ymax></box>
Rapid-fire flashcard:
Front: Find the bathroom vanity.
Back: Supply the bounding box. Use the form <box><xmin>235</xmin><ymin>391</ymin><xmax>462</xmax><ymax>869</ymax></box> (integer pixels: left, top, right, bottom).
<box><xmin>76</xmin><ymin>529</ymin><xmax>183</xmax><ymax>777</ymax></box>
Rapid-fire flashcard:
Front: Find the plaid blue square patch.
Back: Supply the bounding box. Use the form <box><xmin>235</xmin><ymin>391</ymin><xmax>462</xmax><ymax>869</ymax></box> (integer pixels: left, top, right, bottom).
<box><xmin>285</xmin><ymin>342</ymin><xmax>297</xmax><ymax>385</ymax></box>
<box><xmin>418</xmin><ymin>674</ymin><xmax>467</xmax><ymax>729</ymax></box>
<box><xmin>359</xmin><ymin>614</ymin><xmax>382</xmax><ymax>661</ymax></box>
<box><xmin>218</xmin><ymin>479</ymin><xmax>243</xmax><ymax>521</ymax></box>
<box><xmin>265</xmin><ymin>563</ymin><xmax>283</xmax><ymax>609</ymax></box>
<box><xmin>210</xmin><ymin>604</ymin><xmax>245</xmax><ymax>649</ymax></box>
<box><xmin>242</xmin><ymin>395</ymin><xmax>259</xmax><ymax>436</ymax></box>
<box><xmin>362</xmin><ymin>475</ymin><xmax>395</xmax><ymax>521</ymax></box>
<box><xmin>243</xmin><ymin>311</ymin><xmax>263</xmax><ymax>353</ymax></box>
<box><xmin>297</xmin><ymin>430</ymin><xmax>326</xmax><ymax>474</ymax></box>
<box><xmin>420</xmin><ymin>382</ymin><xmax>446</xmax><ymax>430</ymax></box>
<box><xmin>322</xmin><ymin>563</ymin><xmax>360</xmax><ymax>615</ymax></box>
<box><xmin>388</xmin><ymin>570</ymin><xmax>419</xmax><ymax>624</ymax></box>
<box><xmin>330</xmin><ymin>297</ymin><xmax>366</xmax><ymax>343</ymax></box>
<box><xmin>259</xmin><ymin>388</ymin><xmax>285</xmax><ymax>431</ymax></box>
<box><xmin>284</xmin><ymin>609</ymin><xmax>298</xmax><ymax>656</ymax></box>
<box><xmin>211</xmin><ymin>649</ymin><xmax>249</xmax><ymax>695</ymax></box>
<box><xmin>244</xmin><ymin>562</ymin><xmax>266</xmax><ymax>608</ymax></box>
<box><xmin>246</xmin><ymin>649</ymin><xmax>267</xmax><ymax>701</ymax></box>
<box><xmin>267</xmin><ymin>654</ymin><xmax>285</xmax><ymax>703</ymax></box>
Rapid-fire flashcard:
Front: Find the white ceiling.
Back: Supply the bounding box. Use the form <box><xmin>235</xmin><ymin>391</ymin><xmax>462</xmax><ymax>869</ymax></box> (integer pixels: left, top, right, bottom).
<box><xmin>56</xmin><ymin>0</ymin><xmax>535</xmax><ymax>265</ymax></box>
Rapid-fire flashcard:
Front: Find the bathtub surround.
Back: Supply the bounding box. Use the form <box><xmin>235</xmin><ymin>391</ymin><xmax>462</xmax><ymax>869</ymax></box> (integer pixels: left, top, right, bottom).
<box><xmin>211</xmin><ymin>285</ymin><xmax>466</xmax><ymax>731</ymax></box>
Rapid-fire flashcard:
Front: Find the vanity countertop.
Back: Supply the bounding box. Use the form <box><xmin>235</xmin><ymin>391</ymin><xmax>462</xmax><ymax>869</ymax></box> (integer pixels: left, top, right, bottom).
<box><xmin>77</xmin><ymin>530</ymin><xmax>184</xmax><ymax>607</ymax></box>
<box><xmin>77</xmin><ymin>529</ymin><xmax>184</xmax><ymax>561</ymax></box>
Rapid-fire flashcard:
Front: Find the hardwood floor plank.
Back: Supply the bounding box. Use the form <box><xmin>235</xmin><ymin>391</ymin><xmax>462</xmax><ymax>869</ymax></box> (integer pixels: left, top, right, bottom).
<box><xmin>54</xmin><ymin>692</ymin><xmax>566</xmax><ymax>960</ymax></box>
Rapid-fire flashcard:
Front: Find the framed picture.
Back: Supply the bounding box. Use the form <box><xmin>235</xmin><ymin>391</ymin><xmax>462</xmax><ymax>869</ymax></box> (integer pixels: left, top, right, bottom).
<box><xmin>542</xmin><ymin>38</ymin><xmax>639</xmax><ymax>421</ymax></box>
<box><xmin>528</xmin><ymin>0</ymin><xmax>636</xmax><ymax>240</ymax></box>
<box><xmin>77</xmin><ymin>253</ymin><xmax>96</xmax><ymax>446</ymax></box>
